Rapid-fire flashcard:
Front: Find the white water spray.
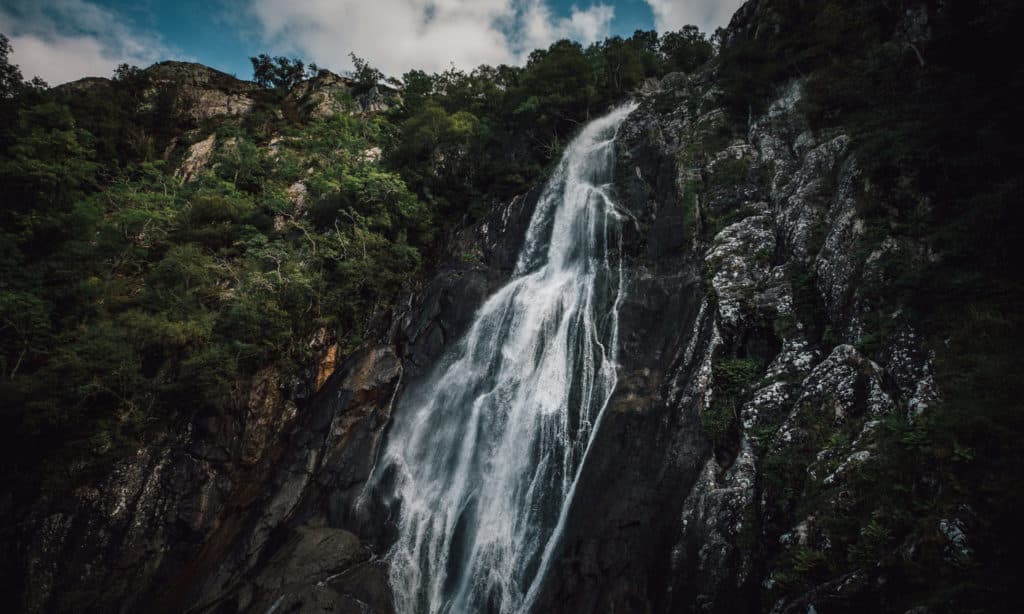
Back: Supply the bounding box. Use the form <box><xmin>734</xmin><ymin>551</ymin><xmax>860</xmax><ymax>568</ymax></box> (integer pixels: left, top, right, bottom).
<box><xmin>375</xmin><ymin>103</ymin><xmax>637</xmax><ymax>614</ymax></box>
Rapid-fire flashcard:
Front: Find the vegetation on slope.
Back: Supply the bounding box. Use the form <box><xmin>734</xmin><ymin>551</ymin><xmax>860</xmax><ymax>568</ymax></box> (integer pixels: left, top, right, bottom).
<box><xmin>0</xmin><ymin>29</ymin><xmax>714</xmax><ymax>500</ymax></box>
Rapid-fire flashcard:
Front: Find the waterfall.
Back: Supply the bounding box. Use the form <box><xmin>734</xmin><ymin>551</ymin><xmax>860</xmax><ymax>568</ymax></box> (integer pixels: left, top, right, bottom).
<box><xmin>374</xmin><ymin>103</ymin><xmax>637</xmax><ymax>614</ymax></box>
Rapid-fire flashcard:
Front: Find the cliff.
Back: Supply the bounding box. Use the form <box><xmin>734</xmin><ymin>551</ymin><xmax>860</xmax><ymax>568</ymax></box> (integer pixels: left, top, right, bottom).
<box><xmin>2</xmin><ymin>0</ymin><xmax>1020</xmax><ymax>612</ymax></box>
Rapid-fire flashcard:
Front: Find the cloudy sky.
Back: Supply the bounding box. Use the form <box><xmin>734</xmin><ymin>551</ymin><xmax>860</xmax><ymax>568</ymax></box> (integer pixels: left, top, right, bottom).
<box><xmin>0</xmin><ymin>0</ymin><xmax>745</xmax><ymax>85</ymax></box>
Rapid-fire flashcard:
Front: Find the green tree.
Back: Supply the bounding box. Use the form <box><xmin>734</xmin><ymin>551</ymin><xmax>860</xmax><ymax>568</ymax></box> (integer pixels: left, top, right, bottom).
<box><xmin>0</xmin><ymin>34</ymin><xmax>24</xmax><ymax>100</ymax></box>
<box><xmin>596</xmin><ymin>36</ymin><xmax>646</xmax><ymax>95</ymax></box>
<box><xmin>349</xmin><ymin>53</ymin><xmax>384</xmax><ymax>96</ymax></box>
<box><xmin>0</xmin><ymin>291</ymin><xmax>51</xmax><ymax>379</ymax></box>
<box><xmin>660</xmin><ymin>26</ymin><xmax>714</xmax><ymax>73</ymax></box>
<box><xmin>0</xmin><ymin>101</ymin><xmax>97</xmax><ymax>247</ymax></box>
<box><xmin>250</xmin><ymin>54</ymin><xmax>312</xmax><ymax>94</ymax></box>
<box><xmin>515</xmin><ymin>40</ymin><xmax>596</xmax><ymax>156</ymax></box>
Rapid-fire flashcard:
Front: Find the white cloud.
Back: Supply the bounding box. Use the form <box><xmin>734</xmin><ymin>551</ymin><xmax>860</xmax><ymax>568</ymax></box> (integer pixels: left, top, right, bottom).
<box><xmin>519</xmin><ymin>1</ymin><xmax>614</xmax><ymax>54</ymax></box>
<box><xmin>247</xmin><ymin>0</ymin><xmax>615</xmax><ymax>76</ymax></box>
<box><xmin>0</xmin><ymin>0</ymin><xmax>175</xmax><ymax>85</ymax></box>
<box><xmin>644</xmin><ymin>0</ymin><xmax>746</xmax><ymax>34</ymax></box>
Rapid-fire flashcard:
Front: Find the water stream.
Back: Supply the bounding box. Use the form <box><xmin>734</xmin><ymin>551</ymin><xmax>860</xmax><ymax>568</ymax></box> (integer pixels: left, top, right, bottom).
<box><xmin>374</xmin><ymin>103</ymin><xmax>637</xmax><ymax>614</ymax></box>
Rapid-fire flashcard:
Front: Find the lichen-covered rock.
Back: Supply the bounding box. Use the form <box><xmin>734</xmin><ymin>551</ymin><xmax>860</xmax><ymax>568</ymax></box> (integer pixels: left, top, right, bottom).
<box><xmin>177</xmin><ymin>133</ymin><xmax>216</xmax><ymax>181</ymax></box>
<box><xmin>653</xmin><ymin>67</ymin><xmax>941</xmax><ymax>614</ymax></box>
<box><xmin>938</xmin><ymin>507</ymin><xmax>976</xmax><ymax>567</ymax></box>
<box><xmin>287</xmin><ymin>71</ymin><xmax>395</xmax><ymax>118</ymax></box>
<box><xmin>705</xmin><ymin>207</ymin><xmax>776</xmax><ymax>328</ymax></box>
<box><xmin>786</xmin><ymin>344</ymin><xmax>895</xmax><ymax>428</ymax></box>
<box><xmin>878</xmin><ymin>323</ymin><xmax>941</xmax><ymax>416</ymax></box>
<box><xmin>287</xmin><ymin>181</ymin><xmax>309</xmax><ymax>210</ymax></box>
<box><xmin>670</xmin><ymin>438</ymin><xmax>758</xmax><ymax>612</ymax></box>
<box><xmin>289</xmin><ymin>71</ymin><xmax>354</xmax><ymax>118</ymax></box>
<box><xmin>813</xmin><ymin>156</ymin><xmax>863</xmax><ymax>327</ymax></box>
<box><xmin>146</xmin><ymin>61</ymin><xmax>259</xmax><ymax>120</ymax></box>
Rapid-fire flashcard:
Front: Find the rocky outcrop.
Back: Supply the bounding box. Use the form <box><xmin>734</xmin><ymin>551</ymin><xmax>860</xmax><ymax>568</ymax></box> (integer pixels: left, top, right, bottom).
<box><xmin>145</xmin><ymin>61</ymin><xmax>260</xmax><ymax>120</ymax></box>
<box><xmin>529</xmin><ymin>67</ymin><xmax>939</xmax><ymax>612</ymax></box>
<box><xmin>9</xmin><ymin>343</ymin><xmax>399</xmax><ymax>613</ymax></box>
<box><xmin>177</xmin><ymin>133</ymin><xmax>217</xmax><ymax>182</ymax></box>
<box><xmin>4</xmin><ymin>159</ymin><xmax>541</xmax><ymax>613</ymax></box>
<box><xmin>288</xmin><ymin>70</ymin><xmax>396</xmax><ymax>118</ymax></box>
<box><xmin>288</xmin><ymin>71</ymin><xmax>355</xmax><ymax>119</ymax></box>
<box><xmin>52</xmin><ymin>76</ymin><xmax>113</xmax><ymax>93</ymax></box>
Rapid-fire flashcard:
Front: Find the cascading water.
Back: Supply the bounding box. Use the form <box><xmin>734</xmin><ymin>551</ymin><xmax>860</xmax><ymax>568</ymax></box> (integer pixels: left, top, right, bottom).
<box><xmin>373</xmin><ymin>103</ymin><xmax>637</xmax><ymax>614</ymax></box>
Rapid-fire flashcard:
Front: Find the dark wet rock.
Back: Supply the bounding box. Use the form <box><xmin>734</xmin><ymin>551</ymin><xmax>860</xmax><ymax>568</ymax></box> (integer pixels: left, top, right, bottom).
<box><xmin>531</xmin><ymin>87</ymin><xmax>712</xmax><ymax>614</ymax></box>
<box><xmin>534</xmin><ymin>62</ymin><xmax>939</xmax><ymax>613</ymax></box>
<box><xmin>235</xmin><ymin>526</ymin><xmax>391</xmax><ymax>614</ymax></box>
<box><xmin>767</xmin><ymin>571</ymin><xmax>877</xmax><ymax>614</ymax></box>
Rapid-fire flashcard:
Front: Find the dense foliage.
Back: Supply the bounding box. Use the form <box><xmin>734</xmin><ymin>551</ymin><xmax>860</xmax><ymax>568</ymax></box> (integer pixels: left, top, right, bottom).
<box><xmin>0</xmin><ymin>28</ymin><xmax>714</xmax><ymax>496</ymax></box>
<box><xmin>250</xmin><ymin>54</ymin><xmax>319</xmax><ymax>94</ymax></box>
<box><xmin>383</xmin><ymin>29</ymin><xmax>712</xmax><ymax>221</ymax></box>
<box><xmin>0</xmin><ymin>39</ymin><xmax>432</xmax><ymax>493</ymax></box>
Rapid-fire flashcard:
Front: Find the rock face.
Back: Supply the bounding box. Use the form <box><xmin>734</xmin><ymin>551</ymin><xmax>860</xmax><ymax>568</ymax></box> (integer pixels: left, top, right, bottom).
<box><xmin>177</xmin><ymin>133</ymin><xmax>217</xmax><ymax>181</ymax></box>
<box><xmin>2</xmin><ymin>169</ymin><xmax>540</xmax><ymax>613</ymax></box>
<box><xmin>8</xmin><ymin>343</ymin><xmax>399</xmax><ymax>613</ymax></box>
<box><xmin>287</xmin><ymin>70</ymin><xmax>394</xmax><ymax>118</ymax></box>
<box><xmin>145</xmin><ymin>61</ymin><xmax>260</xmax><ymax>120</ymax></box>
<box><xmin>4</xmin><ymin>25</ymin><xmax>945</xmax><ymax>614</ymax></box>
<box><xmin>528</xmin><ymin>72</ymin><xmax>938</xmax><ymax>612</ymax></box>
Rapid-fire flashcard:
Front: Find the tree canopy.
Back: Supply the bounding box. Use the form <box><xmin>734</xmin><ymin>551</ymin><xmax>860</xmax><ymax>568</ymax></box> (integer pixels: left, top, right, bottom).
<box><xmin>0</xmin><ymin>23</ymin><xmax>719</xmax><ymax>501</ymax></box>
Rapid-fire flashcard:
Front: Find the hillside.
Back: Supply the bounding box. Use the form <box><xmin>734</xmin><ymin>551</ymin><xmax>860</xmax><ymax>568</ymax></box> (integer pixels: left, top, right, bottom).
<box><xmin>1</xmin><ymin>1</ymin><xmax>1022</xmax><ymax>612</ymax></box>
